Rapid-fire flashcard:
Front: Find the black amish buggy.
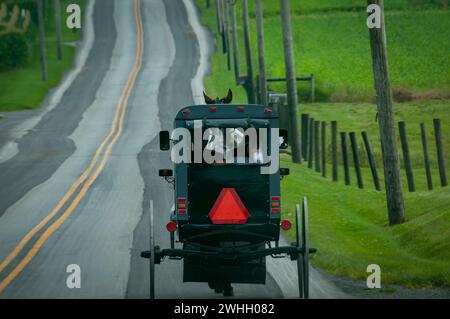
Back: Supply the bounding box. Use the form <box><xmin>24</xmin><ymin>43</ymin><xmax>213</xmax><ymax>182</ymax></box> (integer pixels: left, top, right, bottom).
<box><xmin>141</xmin><ymin>94</ymin><xmax>316</xmax><ymax>298</ymax></box>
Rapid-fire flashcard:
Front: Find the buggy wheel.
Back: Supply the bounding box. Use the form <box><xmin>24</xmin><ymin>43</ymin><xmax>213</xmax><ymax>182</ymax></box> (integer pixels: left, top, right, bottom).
<box><xmin>301</xmin><ymin>197</ymin><xmax>310</xmax><ymax>299</ymax></box>
<box><xmin>149</xmin><ymin>200</ymin><xmax>155</xmax><ymax>299</ymax></box>
<box><xmin>295</xmin><ymin>203</ymin><xmax>304</xmax><ymax>298</ymax></box>
<box><xmin>295</xmin><ymin>198</ymin><xmax>310</xmax><ymax>299</ymax></box>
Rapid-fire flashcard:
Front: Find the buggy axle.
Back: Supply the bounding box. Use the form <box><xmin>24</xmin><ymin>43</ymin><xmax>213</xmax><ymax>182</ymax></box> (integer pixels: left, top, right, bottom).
<box><xmin>140</xmin><ymin>245</ymin><xmax>316</xmax><ymax>264</ymax></box>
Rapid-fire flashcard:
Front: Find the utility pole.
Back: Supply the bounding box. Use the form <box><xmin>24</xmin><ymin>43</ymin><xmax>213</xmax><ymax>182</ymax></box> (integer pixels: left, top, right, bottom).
<box><xmin>230</xmin><ymin>1</ymin><xmax>240</xmax><ymax>84</ymax></box>
<box><xmin>280</xmin><ymin>0</ymin><xmax>301</xmax><ymax>163</ymax></box>
<box><xmin>216</xmin><ymin>0</ymin><xmax>223</xmax><ymax>35</ymax></box>
<box><xmin>255</xmin><ymin>0</ymin><xmax>268</xmax><ymax>105</ymax></box>
<box><xmin>242</xmin><ymin>0</ymin><xmax>255</xmax><ymax>103</ymax></box>
<box><xmin>55</xmin><ymin>0</ymin><xmax>63</xmax><ymax>60</ymax></box>
<box><xmin>37</xmin><ymin>0</ymin><xmax>48</xmax><ymax>81</ymax></box>
<box><xmin>224</xmin><ymin>0</ymin><xmax>231</xmax><ymax>71</ymax></box>
<box><xmin>368</xmin><ymin>0</ymin><xmax>405</xmax><ymax>225</ymax></box>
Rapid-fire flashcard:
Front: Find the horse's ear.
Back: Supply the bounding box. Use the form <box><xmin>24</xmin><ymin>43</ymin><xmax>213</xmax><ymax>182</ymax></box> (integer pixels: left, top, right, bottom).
<box><xmin>203</xmin><ymin>91</ymin><xmax>214</xmax><ymax>104</ymax></box>
<box><xmin>222</xmin><ymin>89</ymin><xmax>233</xmax><ymax>104</ymax></box>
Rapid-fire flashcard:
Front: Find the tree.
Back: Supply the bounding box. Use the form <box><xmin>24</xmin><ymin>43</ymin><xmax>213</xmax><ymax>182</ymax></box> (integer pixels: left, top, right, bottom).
<box><xmin>367</xmin><ymin>0</ymin><xmax>405</xmax><ymax>225</ymax></box>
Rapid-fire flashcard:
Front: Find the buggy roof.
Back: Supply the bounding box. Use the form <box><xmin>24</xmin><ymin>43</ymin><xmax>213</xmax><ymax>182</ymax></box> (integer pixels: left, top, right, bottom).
<box><xmin>175</xmin><ymin>104</ymin><xmax>278</xmax><ymax>120</ymax></box>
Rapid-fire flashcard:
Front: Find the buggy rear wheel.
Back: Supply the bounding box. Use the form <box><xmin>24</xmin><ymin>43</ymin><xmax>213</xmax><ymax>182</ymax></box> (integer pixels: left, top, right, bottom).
<box><xmin>295</xmin><ymin>197</ymin><xmax>310</xmax><ymax>299</ymax></box>
<box><xmin>301</xmin><ymin>197</ymin><xmax>310</xmax><ymax>299</ymax></box>
<box><xmin>149</xmin><ymin>200</ymin><xmax>155</xmax><ymax>299</ymax></box>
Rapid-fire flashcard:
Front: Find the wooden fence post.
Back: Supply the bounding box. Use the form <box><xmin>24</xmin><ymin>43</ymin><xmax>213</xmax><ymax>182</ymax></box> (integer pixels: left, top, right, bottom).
<box><xmin>331</xmin><ymin>121</ymin><xmax>338</xmax><ymax>182</ymax></box>
<box><xmin>434</xmin><ymin>119</ymin><xmax>448</xmax><ymax>187</ymax></box>
<box><xmin>350</xmin><ymin>132</ymin><xmax>364</xmax><ymax>189</ymax></box>
<box><xmin>314</xmin><ymin>121</ymin><xmax>320</xmax><ymax>173</ymax></box>
<box><xmin>55</xmin><ymin>0</ymin><xmax>63</xmax><ymax>60</ymax></box>
<box><xmin>216</xmin><ymin>0</ymin><xmax>223</xmax><ymax>35</ymax></box>
<box><xmin>321</xmin><ymin>121</ymin><xmax>327</xmax><ymax>177</ymax></box>
<box><xmin>219</xmin><ymin>0</ymin><xmax>227</xmax><ymax>54</ymax></box>
<box><xmin>242</xmin><ymin>0</ymin><xmax>255</xmax><ymax>103</ymax></box>
<box><xmin>310</xmin><ymin>74</ymin><xmax>315</xmax><ymax>103</ymax></box>
<box><xmin>224</xmin><ymin>0</ymin><xmax>231</xmax><ymax>70</ymax></box>
<box><xmin>420</xmin><ymin>123</ymin><xmax>433</xmax><ymax>190</ymax></box>
<box><xmin>399</xmin><ymin>121</ymin><xmax>415</xmax><ymax>192</ymax></box>
<box><xmin>37</xmin><ymin>0</ymin><xmax>48</xmax><ymax>81</ymax></box>
<box><xmin>362</xmin><ymin>131</ymin><xmax>381</xmax><ymax>191</ymax></box>
<box><xmin>230</xmin><ymin>1</ymin><xmax>240</xmax><ymax>84</ymax></box>
<box><xmin>308</xmin><ymin>117</ymin><xmax>314</xmax><ymax>169</ymax></box>
<box><xmin>301</xmin><ymin>114</ymin><xmax>309</xmax><ymax>160</ymax></box>
<box><xmin>341</xmin><ymin>132</ymin><xmax>350</xmax><ymax>185</ymax></box>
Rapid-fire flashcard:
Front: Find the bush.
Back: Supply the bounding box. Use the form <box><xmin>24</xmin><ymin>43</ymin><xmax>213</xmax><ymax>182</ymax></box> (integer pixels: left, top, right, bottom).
<box><xmin>0</xmin><ymin>32</ymin><xmax>29</xmax><ymax>70</ymax></box>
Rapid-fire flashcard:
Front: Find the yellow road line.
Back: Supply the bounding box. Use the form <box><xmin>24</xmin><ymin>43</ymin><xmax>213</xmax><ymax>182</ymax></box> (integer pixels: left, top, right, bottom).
<box><xmin>0</xmin><ymin>5</ymin><xmax>140</xmax><ymax>277</ymax></box>
<box><xmin>0</xmin><ymin>0</ymin><xmax>144</xmax><ymax>293</ymax></box>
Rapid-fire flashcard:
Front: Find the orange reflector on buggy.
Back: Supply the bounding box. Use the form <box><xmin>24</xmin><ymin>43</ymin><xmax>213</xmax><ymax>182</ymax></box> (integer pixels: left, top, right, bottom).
<box><xmin>208</xmin><ymin>188</ymin><xmax>250</xmax><ymax>225</ymax></box>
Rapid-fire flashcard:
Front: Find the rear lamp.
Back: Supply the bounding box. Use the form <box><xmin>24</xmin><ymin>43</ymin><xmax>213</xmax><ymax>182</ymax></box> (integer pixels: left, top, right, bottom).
<box><xmin>166</xmin><ymin>221</ymin><xmax>177</xmax><ymax>233</ymax></box>
<box><xmin>280</xmin><ymin>220</ymin><xmax>292</xmax><ymax>231</ymax></box>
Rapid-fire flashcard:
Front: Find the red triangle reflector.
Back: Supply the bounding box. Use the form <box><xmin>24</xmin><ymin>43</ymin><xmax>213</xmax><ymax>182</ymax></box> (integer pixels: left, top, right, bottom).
<box><xmin>208</xmin><ymin>188</ymin><xmax>250</xmax><ymax>225</ymax></box>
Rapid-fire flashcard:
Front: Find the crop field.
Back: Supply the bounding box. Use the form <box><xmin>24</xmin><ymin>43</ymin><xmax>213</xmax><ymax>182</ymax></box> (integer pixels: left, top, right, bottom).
<box><xmin>197</xmin><ymin>0</ymin><xmax>450</xmax><ymax>102</ymax></box>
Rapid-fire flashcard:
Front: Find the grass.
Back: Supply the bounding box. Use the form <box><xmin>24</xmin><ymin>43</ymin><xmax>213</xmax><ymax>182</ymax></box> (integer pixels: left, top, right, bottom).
<box><xmin>284</xmin><ymin>101</ymin><xmax>450</xmax><ymax>287</ymax></box>
<box><xmin>196</xmin><ymin>1</ymin><xmax>450</xmax><ymax>102</ymax></box>
<box><xmin>281</xmin><ymin>157</ymin><xmax>450</xmax><ymax>287</ymax></box>
<box><xmin>0</xmin><ymin>0</ymin><xmax>85</xmax><ymax>112</ymax></box>
<box><xmin>278</xmin><ymin>100</ymin><xmax>450</xmax><ymax>287</ymax></box>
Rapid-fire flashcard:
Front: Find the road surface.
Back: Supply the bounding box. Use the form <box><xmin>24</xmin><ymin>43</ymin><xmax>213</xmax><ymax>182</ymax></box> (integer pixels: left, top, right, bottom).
<box><xmin>0</xmin><ymin>0</ymin><xmax>349</xmax><ymax>299</ymax></box>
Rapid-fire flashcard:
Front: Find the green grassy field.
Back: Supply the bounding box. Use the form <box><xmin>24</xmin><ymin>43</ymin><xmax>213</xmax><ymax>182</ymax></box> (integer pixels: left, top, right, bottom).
<box><xmin>197</xmin><ymin>1</ymin><xmax>450</xmax><ymax>102</ymax></box>
<box><xmin>195</xmin><ymin>0</ymin><xmax>450</xmax><ymax>287</ymax></box>
<box><xmin>0</xmin><ymin>0</ymin><xmax>85</xmax><ymax>112</ymax></box>
<box><xmin>278</xmin><ymin>101</ymin><xmax>450</xmax><ymax>287</ymax></box>
<box><xmin>280</xmin><ymin>101</ymin><xmax>450</xmax><ymax>287</ymax></box>
<box><xmin>281</xmin><ymin>158</ymin><xmax>450</xmax><ymax>287</ymax></box>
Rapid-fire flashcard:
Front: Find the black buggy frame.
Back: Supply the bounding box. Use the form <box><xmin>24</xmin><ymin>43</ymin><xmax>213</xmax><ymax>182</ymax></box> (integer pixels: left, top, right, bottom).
<box><xmin>141</xmin><ymin>198</ymin><xmax>316</xmax><ymax>299</ymax></box>
<box><xmin>140</xmin><ymin>104</ymin><xmax>316</xmax><ymax>298</ymax></box>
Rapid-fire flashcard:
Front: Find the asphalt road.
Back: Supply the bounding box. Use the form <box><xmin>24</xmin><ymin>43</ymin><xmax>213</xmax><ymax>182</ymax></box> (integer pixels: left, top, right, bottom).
<box><xmin>0</xmin><ymin>0</ymin><xmax>350</xmax><ymax>299</ymax></box>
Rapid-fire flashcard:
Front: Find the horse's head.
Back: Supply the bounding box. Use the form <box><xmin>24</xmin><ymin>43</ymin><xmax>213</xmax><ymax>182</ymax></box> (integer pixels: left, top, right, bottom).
<box><xmin>203</xmin><ymin>89</ymin><xmax>233</xmax><ymax>105</ymax></box>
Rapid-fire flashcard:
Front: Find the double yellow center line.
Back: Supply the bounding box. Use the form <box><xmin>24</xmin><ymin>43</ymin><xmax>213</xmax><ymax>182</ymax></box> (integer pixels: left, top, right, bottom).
<box><xmin>0</xmin><ymin>0</ymin><xmax>144</xmax><ymax>294</ymax></box>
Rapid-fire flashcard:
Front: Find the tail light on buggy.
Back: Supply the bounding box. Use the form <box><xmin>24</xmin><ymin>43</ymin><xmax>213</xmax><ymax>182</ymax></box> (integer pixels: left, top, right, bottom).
<box><xmin>271</xmin><ymin>196</ymin><xmax>281</xmax><ymax>213</ymax></box>
<box><xmin>177</xmin><ymin>198</ymin><xmax>187</xmax><ymax>215</ymax></box>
